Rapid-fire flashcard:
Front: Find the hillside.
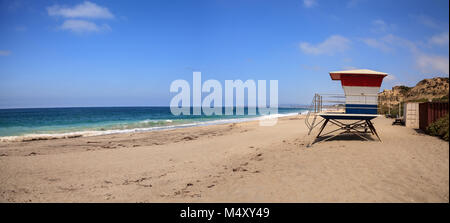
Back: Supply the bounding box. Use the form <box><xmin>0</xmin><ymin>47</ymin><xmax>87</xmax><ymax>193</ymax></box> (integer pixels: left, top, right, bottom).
<box><xmin>379</xmin><ymin>77</ymin><xmax>449</xmax><ymax>106</ymax></box>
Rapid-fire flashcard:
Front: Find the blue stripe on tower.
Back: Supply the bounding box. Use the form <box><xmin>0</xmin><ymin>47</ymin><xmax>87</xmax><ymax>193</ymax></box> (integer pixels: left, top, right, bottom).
<box><xmin>345</xmin><ymin>104</ymin><xmax>378</xmax><ymax>114</ymax></box>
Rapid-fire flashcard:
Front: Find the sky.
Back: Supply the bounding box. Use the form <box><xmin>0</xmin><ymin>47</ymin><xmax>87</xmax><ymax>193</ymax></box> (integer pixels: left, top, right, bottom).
<box><xmin>0</xmin><ymin>0</ymin><xmax>449</xmax><ymax>108</ymax></box>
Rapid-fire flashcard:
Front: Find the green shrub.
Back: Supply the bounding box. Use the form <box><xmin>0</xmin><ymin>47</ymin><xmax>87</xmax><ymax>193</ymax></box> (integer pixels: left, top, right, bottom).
<box><xmin>426</xmin><ymin>114</ymin><xmax>449</xmax><ymax>141</ymax></box>
<box><xmin>397</xmin><ymin>85</ymin><xmax>412</xmax><ymax>94</ymax></box>
<box><xmin>432</xmin><ymin>95</ymin><xmax>449</xmax><ymax>102</ymax></box>
<box><xmin>407</xmin><ymin>98</ymin><xmax>429</xmax><ymax>103</ymax></box>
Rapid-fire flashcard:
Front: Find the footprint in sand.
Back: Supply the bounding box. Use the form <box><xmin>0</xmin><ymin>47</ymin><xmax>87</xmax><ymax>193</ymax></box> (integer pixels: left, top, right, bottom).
<box><xmin>105</xmin><ymin>193</ymin><xmax>115</xmax><ymax>200</ymax></box>
<box><xmin>182</xmin><ymin>136</ymin><xmax>198</xmax><ymax>141</ymax></box>
<box><xmin>250</xmin><ymin>153</ymin><xmax>263</xmax><ymax>161</ymax></box>
<box><xmin>173</xmin><ymin>183</ymin><xmax>197</xmax><ymax>197</ymax></box>
<box><xmin>232</xmin><ymin>166</ymin><xmax>248</xmax><ymax>172</ymax></box>
<box><xmin>123</xmin><ymin>177</ymin><xmax>152</xmax><ymax>187</ymax></box>
<box><xmin>44</xmin><ymin>177</ymin><xmax>61</xmax><ymax>182</ymax></box>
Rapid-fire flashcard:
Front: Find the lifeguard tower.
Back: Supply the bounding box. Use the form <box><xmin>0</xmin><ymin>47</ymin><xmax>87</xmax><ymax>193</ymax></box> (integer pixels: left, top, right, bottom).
<box><xmin>305</xmin><ymin>69</ymin><xmax>388</xmax><ymax>145</ymax></box>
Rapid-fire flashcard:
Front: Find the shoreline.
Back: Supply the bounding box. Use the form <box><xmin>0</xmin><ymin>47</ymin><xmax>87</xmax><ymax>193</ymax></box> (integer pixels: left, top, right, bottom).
<box><xmin>0</xmin><ymin>112</ymin><xmax>305</xmax><ymax>142</ymax></box>
<box><xmin>0</xmin><ymin>115</ymin><xmax>448</xmax><ymax>202</ymax></box>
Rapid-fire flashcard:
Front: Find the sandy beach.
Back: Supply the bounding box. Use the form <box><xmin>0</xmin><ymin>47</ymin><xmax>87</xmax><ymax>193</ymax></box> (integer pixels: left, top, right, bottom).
<box><xmin>0</xmin><ymin>115</ymin><xmax>448</xmax><ymax>203</ymax></box>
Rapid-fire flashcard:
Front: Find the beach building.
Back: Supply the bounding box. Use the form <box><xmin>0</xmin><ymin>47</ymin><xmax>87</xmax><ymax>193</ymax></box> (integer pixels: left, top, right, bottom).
<box><xmin>403</xmin><ymin>102</ymin><xmax>420</xmax><ymax>128</ymax></box>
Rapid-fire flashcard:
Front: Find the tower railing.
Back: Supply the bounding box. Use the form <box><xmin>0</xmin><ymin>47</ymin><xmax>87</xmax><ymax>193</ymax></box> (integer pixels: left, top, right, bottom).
<box><xmin>305</xmin><ymin>93</ymin><xmax>380</xmax><ymax>134</ymax></box>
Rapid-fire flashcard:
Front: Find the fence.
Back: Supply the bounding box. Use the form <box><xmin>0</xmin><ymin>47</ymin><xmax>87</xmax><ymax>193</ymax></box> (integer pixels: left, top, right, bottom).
<box><xmin>419</xmin><ymin>102</ymin><xmax>449</xmax><ymax>131</ymax></box>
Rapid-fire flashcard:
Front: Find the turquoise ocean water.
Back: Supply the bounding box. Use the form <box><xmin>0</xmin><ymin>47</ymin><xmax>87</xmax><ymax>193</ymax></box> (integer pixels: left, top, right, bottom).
<box><xmin>0</xmin><ymin>107</ymin><xmax>307</xmax><ymax>138</ymax></box>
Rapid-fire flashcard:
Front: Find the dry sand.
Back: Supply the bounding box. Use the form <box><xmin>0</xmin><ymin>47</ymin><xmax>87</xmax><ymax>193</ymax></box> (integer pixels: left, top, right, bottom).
<box><xmin>0</xmin><ymin>116</ymin><xmax>448</xmax><ymax>202</ymax></box>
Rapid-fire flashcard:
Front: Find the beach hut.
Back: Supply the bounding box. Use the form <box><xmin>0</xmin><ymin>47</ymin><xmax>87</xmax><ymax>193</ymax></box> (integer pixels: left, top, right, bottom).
<box><xmin>403</xmin><ymin>102</ymin><xmax>420</xmax><ymax>128</ymax></box>
<box><xmin>307</xmin><ymin>69</ymin><xmax>388</xmax><ymax>144</ymax></box>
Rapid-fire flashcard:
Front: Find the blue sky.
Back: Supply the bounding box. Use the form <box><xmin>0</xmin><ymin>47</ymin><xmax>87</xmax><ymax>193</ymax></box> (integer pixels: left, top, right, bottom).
<box><xmin>0</xmin><ymin>0</ymin><xmax>448</xmax><ymax>108</ymax></box>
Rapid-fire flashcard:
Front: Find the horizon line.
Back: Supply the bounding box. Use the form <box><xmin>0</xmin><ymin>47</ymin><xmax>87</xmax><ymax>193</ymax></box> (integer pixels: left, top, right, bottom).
<box><xmin>0</xmin><ymin>104</ymin><xmax>310</xmax><ymax>110</ymax></box>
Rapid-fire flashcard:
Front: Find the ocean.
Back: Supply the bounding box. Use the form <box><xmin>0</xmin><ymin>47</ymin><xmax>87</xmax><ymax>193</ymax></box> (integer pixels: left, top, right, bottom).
<box><xmin>0</xmin><ymin>107</ymin><xmax>308</xmax><ymax>140</ymax></box>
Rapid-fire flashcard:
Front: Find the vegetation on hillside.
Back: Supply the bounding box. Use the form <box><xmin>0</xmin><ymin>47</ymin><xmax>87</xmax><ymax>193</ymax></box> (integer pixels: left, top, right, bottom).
<box><xmin>397</xmin><ymin>85</ymin><xmax>412</xmax><ymax>95</ymax></box>
<box><xmin>426</xmin><ymin>114</ymin><xmax>449</xmax><ymax>141</ymax></box>
<box><xmin>432</xmin><ymin>95</ymin><xmax>449</xmax><ymax>102</ymax></box>
<box><xmin>378</xmin><ymin>77</ymin><xmax>449</xmax><ymax>117</ymax></box>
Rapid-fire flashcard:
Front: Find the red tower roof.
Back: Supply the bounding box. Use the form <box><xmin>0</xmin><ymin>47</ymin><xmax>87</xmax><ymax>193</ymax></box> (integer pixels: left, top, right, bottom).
<box><xmin>329</xmin><ymin>69</ymin><xmax>388</xmax><ymax>87</ymax></box>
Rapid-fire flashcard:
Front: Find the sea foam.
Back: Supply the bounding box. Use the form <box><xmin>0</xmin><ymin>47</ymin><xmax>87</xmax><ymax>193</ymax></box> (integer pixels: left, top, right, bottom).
<box><xmin>0</xmin><ymin>112</ymin><xmax>303</xmax><ymax>142</ymax></box>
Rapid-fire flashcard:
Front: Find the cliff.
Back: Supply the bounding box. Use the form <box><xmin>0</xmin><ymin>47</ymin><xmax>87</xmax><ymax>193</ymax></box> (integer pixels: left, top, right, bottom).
<box><xmin>378</xmin><ymin>77</ymin><xmax>449</xmax><ymax>106</ymax></box>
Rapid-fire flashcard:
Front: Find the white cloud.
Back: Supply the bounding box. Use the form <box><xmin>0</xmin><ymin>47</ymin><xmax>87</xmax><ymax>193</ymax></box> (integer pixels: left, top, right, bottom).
<box><xmin>60</xmin><ymin>19</ymin><xmax>111</xmax><ymax>33</ymax></box>
<box><xmin>373</xmin><ymin>19</ymin><xmax>386</xmax><ymax>27</ymax></box>
<box><xmin>416</xmin><ymin>53</ymin><xmax>449</xmax><ymax>75</ymax></box>
<box><xmin>371</xmin><ymin>19</ymin><xmax>395</xmax><ymax>33</ymax></box>
<box><xmin>47</xmin><ymin>1</ymin><xmax>114</xmax><ymax>19</ymax></box>
<box><xmin>380</xmin><ymin>34</ymin><xmax>418</xmax><ymax>52</ymax></box>
<box><xmin>361</xmin><ymin>33</ymin><xmax>449</xmax><ymax>75</ymax></box>
<box><xmin>361</xmin><ymin>38</ymin><xmax>392</xmax><ymax>52</ymax></box>
<box><xmin>0</xmin><ymin>50</ymin><xmax>11</xmax><ymax>56</ymax></box>
<box><xmin>303</xmin><ymin>0</ymin><xmax>317</xmax><ymax>8</ymax></box>
<box><xmin>47</xmin><ymin>1</ymin><xmax>114</xmax><ymax>34</ymax></box>
<box><xmin>380</xmin><ymin>34</ymin><xmax>449</xmax><ymax>74</ymax></box>
<box><xmin>384</xmin><ymin>74</ymin><xmax>396</xmax><ymax>81</ymax></box>
<box><xmin>415</xmin><ymin>14</ymin><xmax>441</xmax><ymax>29</ymax></box>
<box><xmin>429</xmin><ymin>31</ymin><xmax>449</xmax><ymax>46</ymax></box>
<box><xmin>346</xmin><ymin>0</ymin><xmax>363</xmax><ymax>8</ymax></box>
<box><xmin>299</xmin><ymin>35</ymin><xmax>351</xmax><ymax>55</ymax></box>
